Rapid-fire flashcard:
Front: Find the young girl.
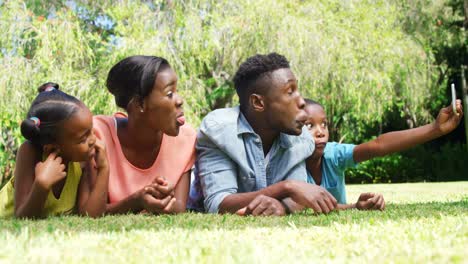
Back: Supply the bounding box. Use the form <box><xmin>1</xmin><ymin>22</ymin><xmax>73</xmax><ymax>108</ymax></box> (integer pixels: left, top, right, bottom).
<box><xmin>0</xmin><ymin>83</ymin><xmax>109</xmax><ymax>218</ymax></box>
<box><xmin>304</xmin><ymin>98</ymin><xmax>463</xmax><ymax>210</ymax></box>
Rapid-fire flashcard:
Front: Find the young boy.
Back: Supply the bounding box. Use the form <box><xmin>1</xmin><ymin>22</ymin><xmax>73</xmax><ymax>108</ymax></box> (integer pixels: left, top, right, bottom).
<box><xmin>304</xmin><ymin>98</ymin><xmax>463</xmax><ymax>210</ymax></box>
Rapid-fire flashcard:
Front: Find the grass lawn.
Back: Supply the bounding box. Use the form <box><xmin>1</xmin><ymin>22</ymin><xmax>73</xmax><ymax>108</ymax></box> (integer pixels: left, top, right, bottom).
<box><xmin>0</xmin><ymin>182</ymin><xmax>467</xmax><ymax>263</ymax></box>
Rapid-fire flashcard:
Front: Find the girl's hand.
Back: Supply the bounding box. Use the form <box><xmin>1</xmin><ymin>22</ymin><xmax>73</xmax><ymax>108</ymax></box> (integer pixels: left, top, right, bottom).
<box><xmin>34</xmin><ymin>152</ymin><xmax>66</xmax><ymax>190</ymax></box>
<box><xmin>356</xmin><ymin>193</ymin><xmax>385</xmax><ymax>210</ymax></box>
<box><xmin>93</xmin><ymin>139</ymin><xmax>108</xmax><ymax>171</ymax></box>
<box><xmin>434</xmin><ymin>100</ymin><xmax>463</xmax><ymax>135</ymax></box>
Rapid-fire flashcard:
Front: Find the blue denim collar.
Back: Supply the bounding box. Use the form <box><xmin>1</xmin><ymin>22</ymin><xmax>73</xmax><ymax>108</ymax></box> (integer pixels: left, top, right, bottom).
<box><xmin>237</xmin><ymin>109</ymin><xmax>293</xmax><ymax>149</ymax></box>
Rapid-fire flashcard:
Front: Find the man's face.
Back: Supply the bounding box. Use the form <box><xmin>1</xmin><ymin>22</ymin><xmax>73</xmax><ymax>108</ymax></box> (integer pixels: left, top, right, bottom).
<box><xmin>262</xmin><ymin>68</ymin><xmax>307</xmax><ymax>135</ymax></box>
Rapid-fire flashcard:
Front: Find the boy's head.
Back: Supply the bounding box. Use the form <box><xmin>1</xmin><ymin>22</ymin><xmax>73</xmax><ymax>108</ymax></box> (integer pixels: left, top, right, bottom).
<box><xmin>233</xmin><ymin>53</ymin><xmax>307</xmax><ymax>135</ymax></box>
<box><xmin>21</xmin><ymin>83</ymin><xmax>96</xmax><ymax>161</ymax></box>
<box><xmin>304</xmin><ymin>99</ymin><xmax>329</xmax><ymax>157</ymax></box>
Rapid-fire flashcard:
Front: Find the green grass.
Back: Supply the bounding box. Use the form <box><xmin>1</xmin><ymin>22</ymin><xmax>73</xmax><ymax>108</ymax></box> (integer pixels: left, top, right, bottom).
<box><xmin>0</xmin><ymin>182</ymin><xmax>467</xmax><ymax>263</ymax></box>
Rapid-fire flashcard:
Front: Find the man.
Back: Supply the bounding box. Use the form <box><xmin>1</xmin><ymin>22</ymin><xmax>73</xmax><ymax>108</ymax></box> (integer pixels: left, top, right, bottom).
<box><xmin>188</xmin><ymin>53</ymin><xmax>337</xmax><ymax>216</ymax></box>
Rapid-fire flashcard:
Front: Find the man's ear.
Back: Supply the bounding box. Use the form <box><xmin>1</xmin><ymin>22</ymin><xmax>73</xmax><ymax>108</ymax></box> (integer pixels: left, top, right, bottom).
<box><xmin>43</xmin><ymin>144</ymin><xmax>60</xmax><ymax>156</ymax></box>
<box><xmin>250</xmin><ymin>94</ymin><xmax>265</xmax><ymax>112</ymax></box>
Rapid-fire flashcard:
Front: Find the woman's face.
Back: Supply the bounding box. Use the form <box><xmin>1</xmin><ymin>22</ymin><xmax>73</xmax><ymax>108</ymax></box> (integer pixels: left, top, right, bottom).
<box><xmin>141</xmin><ymin>66</ymin><xmax>184</xmax><ymax>136</ymax></box>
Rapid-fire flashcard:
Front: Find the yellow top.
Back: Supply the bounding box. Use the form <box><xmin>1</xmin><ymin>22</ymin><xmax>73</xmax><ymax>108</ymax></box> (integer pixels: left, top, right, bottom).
<box><xmin>0</xmin><ymin>162</ymin><xmax>82</xmax><ymax>218</ymax></box>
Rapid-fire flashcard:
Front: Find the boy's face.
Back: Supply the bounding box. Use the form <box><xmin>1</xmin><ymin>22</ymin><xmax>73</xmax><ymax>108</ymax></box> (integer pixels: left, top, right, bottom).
<box><xmin>262</xmin><ymin>68</ymin><xmax>307</xmax><ymax>135</ymax></box>
<box><xmin>304</xmin><ymin>104</ymin><xmax>329</xmax><ymax>157</ymax></box>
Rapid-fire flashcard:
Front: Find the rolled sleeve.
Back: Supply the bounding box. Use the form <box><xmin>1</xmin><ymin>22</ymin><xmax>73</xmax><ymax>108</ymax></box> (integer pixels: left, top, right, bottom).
<box><xmin>196</xmin><ymin>131</ymin><xmax>239</xmax><ymax>213</ymax></box>
<box><xmin>284</xmin><ymin>162</ymin><xmax>308</xmax><ymax>182</ymax></box>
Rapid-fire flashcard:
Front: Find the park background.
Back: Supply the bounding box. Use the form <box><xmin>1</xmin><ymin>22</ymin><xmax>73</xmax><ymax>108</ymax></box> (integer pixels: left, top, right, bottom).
<box><xmin>0</xmin><ymin>0</ymin><xmax>467</xmax><ymax>187</ymax></box>
<box><xmin>0</xmin><ymin>1</ymin><xmax>467</xmax><ymax>263</ymax></box>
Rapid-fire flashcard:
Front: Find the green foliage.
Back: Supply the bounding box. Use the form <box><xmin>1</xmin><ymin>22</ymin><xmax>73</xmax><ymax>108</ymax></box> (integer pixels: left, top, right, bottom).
<box><xmin>0</xmin><ymin>0</ymin><xmax>465</xmax><ymax>183</ymax></box>
<box><xmin>346</xmin><ymin>143</ymin><xmax>468</xmax><ymax>183</ymax></box>
<box><xmin>0</xmin><ymin>112</ymin><xmax>21</xmax><ymax>186</ymax></box>
<box><xmin>415</xmin><ymin>142</ymin><xmax>468</xmax><ymax>181</ymax></box>
<box><xmin>347</xmin><ymin>154</ymin><xmax>409</xmax><ymax>184</ymax></box>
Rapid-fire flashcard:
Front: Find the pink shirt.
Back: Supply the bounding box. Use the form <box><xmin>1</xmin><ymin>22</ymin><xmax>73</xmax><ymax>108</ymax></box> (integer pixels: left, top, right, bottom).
<box><xmin>93</xmin><ymin>115</ymin><xmax>196</xmax><ymax>204</ymax></box>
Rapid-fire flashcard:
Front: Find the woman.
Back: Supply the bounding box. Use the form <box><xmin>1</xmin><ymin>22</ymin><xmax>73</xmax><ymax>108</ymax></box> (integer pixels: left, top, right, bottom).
<box><xmin>94</xmin><ymin>56</ymin><xmax>196</xmax><ymax>214</ymax></box>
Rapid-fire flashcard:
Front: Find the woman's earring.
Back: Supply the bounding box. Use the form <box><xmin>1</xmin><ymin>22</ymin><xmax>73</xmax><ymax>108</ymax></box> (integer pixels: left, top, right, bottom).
<box><xmin>140</xmin><ymin>108</ymin><xmax>144</xmax><ymax>113</ymax></box>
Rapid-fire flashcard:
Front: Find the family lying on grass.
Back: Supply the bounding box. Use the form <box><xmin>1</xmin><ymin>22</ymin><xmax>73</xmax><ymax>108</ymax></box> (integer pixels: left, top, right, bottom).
<box><xmin>0</xmin><ymin>53</ymin><xmax>463</xmax><ymax>218</ymax></box>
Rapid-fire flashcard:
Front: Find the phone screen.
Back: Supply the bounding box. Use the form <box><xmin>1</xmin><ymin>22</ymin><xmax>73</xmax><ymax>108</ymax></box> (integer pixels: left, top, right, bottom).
<box><xmin>451</xmin><ymin>83</ymin><xmax>456</xmax><ymax>114</ymax></box>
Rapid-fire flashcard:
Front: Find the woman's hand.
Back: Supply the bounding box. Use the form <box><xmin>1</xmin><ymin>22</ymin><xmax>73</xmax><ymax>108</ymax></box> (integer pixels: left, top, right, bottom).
<box><xmin>140</xmin><ymin>186</ymin><xmax>176</xmax><ymax>214</ymax></box>
<box><xmin>139</xmin><ymin>177</ymin><xmax>176</xmax><ymax>214</ymax></box>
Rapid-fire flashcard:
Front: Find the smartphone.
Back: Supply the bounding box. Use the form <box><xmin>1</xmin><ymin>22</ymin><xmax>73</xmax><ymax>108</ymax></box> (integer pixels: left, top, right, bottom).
<box><xmin>451</xmin><ymin>83</ymin><xmax>457</xmax><ymax>114</ymax></box>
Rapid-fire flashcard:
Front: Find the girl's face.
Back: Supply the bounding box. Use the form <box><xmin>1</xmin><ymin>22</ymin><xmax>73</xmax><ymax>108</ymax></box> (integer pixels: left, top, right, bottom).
<box><xmin>140</xmin><ymin>66</ymin><xmax>184</xmax><ymax>136</ymax></box>
<box><xmin>54</xmin><ymin>105</ymin><xmax>96</xmax><ymax>162</ymax></box>
<box><xmin>304</xmin><ymin>104</ymin><xmax>329</xmax><ymax>157</ymax></box>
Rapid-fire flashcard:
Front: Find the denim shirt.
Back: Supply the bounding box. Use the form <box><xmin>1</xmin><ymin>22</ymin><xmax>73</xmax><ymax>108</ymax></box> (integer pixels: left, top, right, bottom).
<box><xmin>188</xmin><ymin>106</ymin><xmax>315</xmax><ymax>213</ymax></box>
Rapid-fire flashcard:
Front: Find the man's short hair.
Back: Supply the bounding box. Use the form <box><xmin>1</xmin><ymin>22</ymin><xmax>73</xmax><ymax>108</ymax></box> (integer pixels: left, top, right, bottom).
<box><xmin>233</xmin><ymin>52</ymin><xmax>290</xmax><ymax>106</ymax></box>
